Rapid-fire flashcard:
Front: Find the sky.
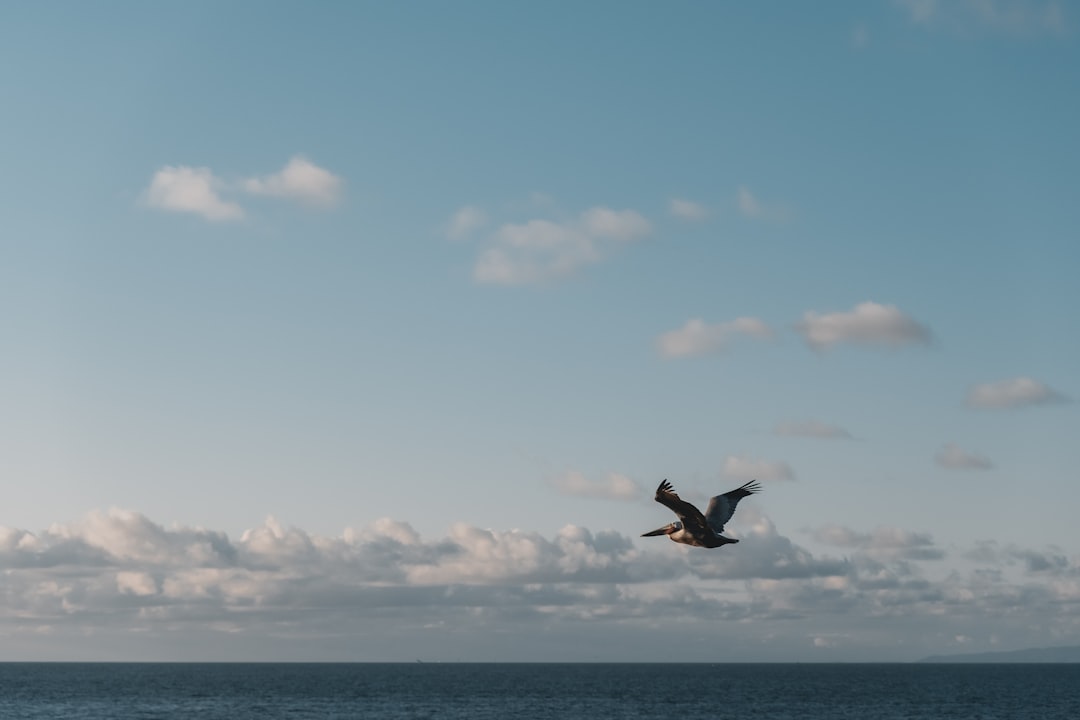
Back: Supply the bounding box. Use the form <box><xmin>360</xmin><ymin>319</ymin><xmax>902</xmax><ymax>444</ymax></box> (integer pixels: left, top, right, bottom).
<box><xmin>1</xmin><ymin>0</ymin><xmax>1078</xmax><ymax>662</ymax></box>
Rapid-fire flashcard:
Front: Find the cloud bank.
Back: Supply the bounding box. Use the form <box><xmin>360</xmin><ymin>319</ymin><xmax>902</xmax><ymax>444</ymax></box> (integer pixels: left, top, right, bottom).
<box><xmin>2</xmin><ymin>509</ymin><xmax>1078</xmax><ymax>661</ymax></box>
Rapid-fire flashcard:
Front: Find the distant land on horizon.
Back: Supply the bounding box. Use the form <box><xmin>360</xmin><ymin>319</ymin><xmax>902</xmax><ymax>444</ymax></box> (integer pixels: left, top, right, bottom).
<box><xmin>918</xmin><ymin>645</ymin><xmax>1080</xmax><ymax>663</ymax></box>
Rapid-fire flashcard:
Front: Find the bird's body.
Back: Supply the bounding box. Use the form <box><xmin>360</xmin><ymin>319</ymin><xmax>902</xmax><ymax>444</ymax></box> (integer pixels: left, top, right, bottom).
<box><xmin>641</xmin><ymin>479</ymin><xmax>760</xmax><ymax>548</ymax></box>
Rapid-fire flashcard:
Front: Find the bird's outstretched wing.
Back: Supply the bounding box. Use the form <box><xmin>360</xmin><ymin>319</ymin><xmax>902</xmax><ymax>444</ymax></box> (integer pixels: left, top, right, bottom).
<box><xmin>654</xmin><ymin>480</ymin><xmax>711</xmax><ymax>537</ymax></box>
<box><xmin>705</xmin><ymin>480</ymin><xmax>761</xmax><ymax>533</ymax></box>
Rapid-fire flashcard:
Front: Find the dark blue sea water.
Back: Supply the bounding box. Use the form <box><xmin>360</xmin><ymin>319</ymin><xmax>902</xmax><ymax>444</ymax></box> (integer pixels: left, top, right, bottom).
<box><xmin>1</xmin><ymin>663</ymin><xmax>1077</xmax><ymax>719</ymax></box>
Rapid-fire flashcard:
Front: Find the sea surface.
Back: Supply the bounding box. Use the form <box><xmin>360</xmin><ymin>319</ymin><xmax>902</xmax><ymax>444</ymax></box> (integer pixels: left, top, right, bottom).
<box><xmin>0</xmin><ymin>662</ymin><xmax>1077</xmax><ymax>719</ymax></box>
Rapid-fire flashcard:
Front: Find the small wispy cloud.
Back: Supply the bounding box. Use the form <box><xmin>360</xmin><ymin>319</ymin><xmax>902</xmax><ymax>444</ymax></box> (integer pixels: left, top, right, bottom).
<box><xmin>896</xmin><ymin>0</ymin><xmax>939</xmax><ymax>24</ymax></box>
<box><xmin>722</xmin><ymin>455</ymin><xmax>795</xmax><ymax>482</ymax></box>
<box><xmin>736</xmin><ymin>186</ymin><xmax>787</xmax><ymax>221</ymax></box>
<box><xmin>473</xmin><ymin>207</ymin><xmax>651</xmax><ymax>286</ymax></box>
<box><xmin>852</xmin><ymin>23</ymin><xmax>871</xmax><ymax>48</ymax></box>
<box><xmin>549</xmin><ymin>472</ymin><xmax>642</xmax><ymax>501</ymax></box>
<box><xmin>774</xmin><ymin>420</ymin><xmax>852</xmax><ymax>440</ymax></box>
<box><xmin>669</xmin><ymin>198</ymin><xmax>709</xmax><ymax>221</ymax></box>
<box><xmin>445</xmin><ymin>206</ymin><xmax>488</xmax><ymax>240</ymax></box>
<box><xmin>656</xmin><ymin>317</ymin><xmax>772</xmax><ymax>359</ymax></box>
<box><xmin>935</xmin><ymin>443</ymin><xmax>994</xmax><ymax>470</ymax></box>
<box><xmin>143</xmin><ymin>166</ymin><xmax>244</xmax><ymax>222</ymax></box>
<box><xmin>794</xmin><ymin>301</ymin><xmax>932</xmax><ymax>351</ymax></box>
<box><xmin>965</xmin><ymin>377</ymin><xmax>1067</xmax><ymax>409</ymax></box>
<box><xmin>580</xmin><ymin>207</ymin><xmax>652</xmax><ymax>240</ymax></box>
<box><xmin>895</xmin><ymin>0</ymin><xmax>1066</xmax><ymax>35</ymax></box>
<box><xmin>243</xmin><ymin>156</ymin><xmax>343</xmax><ymax>208</ymax></box>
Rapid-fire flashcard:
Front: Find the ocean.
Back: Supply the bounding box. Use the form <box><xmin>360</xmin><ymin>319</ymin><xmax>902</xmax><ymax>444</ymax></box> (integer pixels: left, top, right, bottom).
<box><xmin>0</xmin><ymin>662</ymin><xmax>1077</xmax><ymax>719</ymax></box>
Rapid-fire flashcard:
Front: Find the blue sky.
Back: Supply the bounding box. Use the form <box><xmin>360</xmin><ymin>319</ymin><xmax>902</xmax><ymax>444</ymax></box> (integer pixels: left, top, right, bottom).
<box><xmin>1</xmin><ymin>0</ymin><xmax>1078</xmax><ymax>662</ymax></box>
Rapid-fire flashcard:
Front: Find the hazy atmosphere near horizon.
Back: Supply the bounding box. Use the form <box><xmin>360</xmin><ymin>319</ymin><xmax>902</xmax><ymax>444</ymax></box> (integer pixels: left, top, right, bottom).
<box><xmin>1</xmin><ymin>1</ymin><xmax>1078</xmax><ymax>663</ymax></box>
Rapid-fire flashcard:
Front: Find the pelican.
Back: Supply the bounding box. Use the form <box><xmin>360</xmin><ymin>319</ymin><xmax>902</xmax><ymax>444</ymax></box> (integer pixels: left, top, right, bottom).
<box><xmin>641</xmin><ymin>479</ymin><xmax>760</xmax><ymax>548</ymax></box>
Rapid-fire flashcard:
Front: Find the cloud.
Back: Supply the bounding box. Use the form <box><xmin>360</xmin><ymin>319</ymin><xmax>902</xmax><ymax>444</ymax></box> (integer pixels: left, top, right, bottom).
<box><xmin>723</xmin><ymin>455</ymin><xmax>795</xmax><ymax>482</ymax></box>
<box><xmin>116</xmin><ymin>571</ymin><xmax>158</xmax><ymax>597</ymax></box>
<box><xmin>813</xmin><ymin>525</ymin><xmax>946</xmax><ymax>561</ymax></box>
<box><xmin>669</xmin><ymin>198</ymin><xmax>708</xmax><ymax>221</ymax></box>
<box><xmin>895</xmin><ymin>0</ymin><xmax>1066</xmax><ymax>35</ymax></box>
<box><xmin>794</xmin><ymin>301</ymin><xmax>932</xmax><ymax>350</ymax></box>
<box><xmin>143</xmin><ymin>166</ymin><xmax>245</xmax><ymax>221</ymax></box>
<box><xmin>656</xmin><ymin>317</ymin><xmax>772</xmax><ymax>358</ymax></box>
<box><xmin>773</xmin><ymin>420</ymin><xmax>852</xmax><ymax>439</ymax></box>
<box><xmin>580</xmin><ymin>207</ymin><xmax>651</xmax><ymax>240</ymax></box>
<box><xmin>896</xmin><ymin>0</ymin><xmax>939</xmax><ymax>23</ymax></box>
<box><xmin>964</xmin><ymin>541</ymin><xmax>1075</xmax><ymax>577</ymax></box>
<box><xmin>473</xmin><ymin>207</ymin><xmax>651</xmax><ymax>286</ymax></box>
<box><xmin>965</xmin><ymin>377</ymin><xmax>1067</xmax><ymax>409</ymax></box>
<box><xmin>936</xmin><ymin>443</ymin><xmax>994</xmax><ymax>470</ymax></box>
<box><xmin>736</xmin><ymin>186</ymin><xmax>787</xmax><ymax>221</ymax></box>
<box><xmin>691</xmin><ymin>512</ymin><xmax>850</xmax><ymax>581</ymax></box>
<box><xmin>549</xmin><ymin>472</ymin><xmax>642</xmax><ymax>501</ymax></box>
<box><xmin>445</xmin><ymin>206</ymin><xmax>488</xmax><ymax>240</ymax></box>
<box><xmin>852</xmin><ymin>23</ymin><xmax>871</xmax><ymax>48</ymax></box>
<box><xmin>3</xmin><ymin>509</ymin><xmax>1080</xmax><ymax>661</ymax></box>
<box><xmin>144</xmin><ymin>156</ymin><xmax>344</xmax><ymax>221</ymax></box>
<box><xmin>242</xmin><ymin>156</ymin><xmax>343</xmax><ymax>208</ymax></box>
<box><xmin>970</xmin><ymin>0</ymin><xmax>1066</xmax><ymax>34</ymax></box>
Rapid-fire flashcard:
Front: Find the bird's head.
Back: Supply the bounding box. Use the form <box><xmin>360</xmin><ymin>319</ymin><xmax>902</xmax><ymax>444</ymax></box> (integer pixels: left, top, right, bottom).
<box><xmin>641</xmin><ymin>521</ymin><xmax>680</xmax><ymax>538</ymax></box>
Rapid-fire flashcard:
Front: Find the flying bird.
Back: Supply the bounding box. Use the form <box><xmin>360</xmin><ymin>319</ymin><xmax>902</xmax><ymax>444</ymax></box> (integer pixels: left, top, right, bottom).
<box><xmin>641</xmin><ymin>479</ymin><xmax>760</xmax><ymax>548</ymax></box>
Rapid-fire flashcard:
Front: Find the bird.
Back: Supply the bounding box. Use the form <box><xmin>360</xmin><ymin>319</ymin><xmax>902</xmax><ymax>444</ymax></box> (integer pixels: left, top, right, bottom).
<box><xmin>641</xmin><ymin>479</ymin><xmax>761</xmax><ymax>548</ymax></box>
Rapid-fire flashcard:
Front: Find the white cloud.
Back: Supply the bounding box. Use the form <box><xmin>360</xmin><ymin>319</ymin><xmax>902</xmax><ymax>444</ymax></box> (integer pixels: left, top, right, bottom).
<box><xmin>550</xmin><ymin>472</ymin><xmax>642</xmax><ymax>501</ymax></box>
<box><xmin>965</xmin><ymin>377</ymin><xmax>1067</xmax><ymax>409</ymax></box>
<box><xmin>143</xmin><ymin>166</ymin><xmax>244</xmax><ymax>222</ymax></box>
<box><xmin>774</xmin><ymin>420</ymin><xmax>852</xmax><ymax>439</ymax></box>
<box><xmin>795</xmin><ymin>301</ymin><xmax>932</xmax><ymax>350</ymax></box>
<box><xmin>669</xmin><ymin>198</ymin><xmax>708</xmax><ymax>221</ymax></box>
<box><xmin>936</xmin><ymin>443</ymin><xmax>994</xmax><ymax>470</ymax></box>
<box><xmin>243</xmin><ymin>156</ymin><xmax>343</xmax><ymax>207</ymax></box>
<box><xmin>473</xmin><ymin>207</ymin><xmax>651</xmax><ymax>286</ymax></box>
<box><xmin>116</xmin><ymin>571</ymin><xmax>158</xmax><ymax>597</ymax></box>
<box><xmin>446</xmin><ymin>205</ymin><xmax>488</xmax><ymax>240</ymax></box>
<box><xmin>722</xmin><ymin>455</ymin><xmax>795</xmax><ymax>482</ymax></box>
<box><xmin>656</xmin><ymin>317</ymin><xmax>772</xmax><ymax>358</ymax></box>
<box><xmin>3</xmin><ymin>509</ymin><xmax>1080</xmax><ymax>661</ymax></box>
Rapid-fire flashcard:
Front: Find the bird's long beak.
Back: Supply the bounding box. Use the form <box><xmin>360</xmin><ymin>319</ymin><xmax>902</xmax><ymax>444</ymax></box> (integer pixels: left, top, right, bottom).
<box><xmin>641</xmin><ymin>525</ymin><xmax>672</xmax><ymax>537</ymax></box>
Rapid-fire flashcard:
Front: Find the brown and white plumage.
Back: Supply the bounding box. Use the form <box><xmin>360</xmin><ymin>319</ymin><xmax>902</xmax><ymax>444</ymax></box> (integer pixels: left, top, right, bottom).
<box><xmin>642</xmin><ymin>479</ymin><xmax>761</xmax><ymax>548</ymax></box>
